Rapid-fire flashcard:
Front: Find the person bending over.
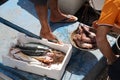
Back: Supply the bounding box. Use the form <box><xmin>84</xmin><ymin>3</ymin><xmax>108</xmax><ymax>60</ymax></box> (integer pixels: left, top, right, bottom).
<box><xmin>93</xmin><ymin>0</ymin><xmax>120</xmax><ymax>80</ymax></box>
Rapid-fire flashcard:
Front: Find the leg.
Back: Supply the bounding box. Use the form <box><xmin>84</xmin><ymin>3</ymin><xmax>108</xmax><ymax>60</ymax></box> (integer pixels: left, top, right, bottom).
<box><xmin>31</xmin><ymin>0</ymin><xmax>57</xmax><ymax>40</ymax></box>
<box><xmin>49</xmin><ymin>0</ymin><xmax>78</xmax><ymax>22</ymax></box>
<box><xmin>96</xmin><ymin>26</ymin><xmax>117</xmax><ymax>65</ymax></box>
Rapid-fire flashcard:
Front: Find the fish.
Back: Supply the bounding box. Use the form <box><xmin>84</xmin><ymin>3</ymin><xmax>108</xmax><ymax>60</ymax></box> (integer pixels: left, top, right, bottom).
<box><xmin>22</xmin><ymin>42</ymin><xmax>50</xmax><ymax>50</ymax></box>
<box><xmin>20</xmin><ymin>49</ymin><xmax>48</xmax><ymax>56</ymax></box>
<box><xmin>33</xmin><ymin>50</ymin><xmax>65</xmax><ymax>64</ymax></box>
<box><xmin>10</xmin><ymin>48</ymin><xmax>40</xmax><ymax>63</ymax></box>
<box><xmin>12</xmin><ymin>42</ymin><xmax>66</xmax><ymax>65</ymax></box>
<box><xmin>72</xmin><ymin>25</ymin><xmax>97</xmax><ymax>49</ymax></box>
<box><xmin>33</xmin><ymin>56</ymin><xmax>54</xmax><ymax>64</ymax></box>
<box><xmin>15</xmin><ymin>42</ymin><xmax>51</xmax><ymax>56</ymax></box>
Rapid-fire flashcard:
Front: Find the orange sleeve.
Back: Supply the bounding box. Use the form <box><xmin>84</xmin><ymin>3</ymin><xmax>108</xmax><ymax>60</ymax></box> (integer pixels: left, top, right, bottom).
<box><xmin>97</xmin><ymin>0</ymin><xmax>120</xmax><ymax>26</ymax></box>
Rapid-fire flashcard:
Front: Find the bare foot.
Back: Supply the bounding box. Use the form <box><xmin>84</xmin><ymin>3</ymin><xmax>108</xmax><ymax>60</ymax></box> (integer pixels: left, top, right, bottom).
<box><xmin>40</xmin><ymin>31</ymin><xmax>56</xmax><ymax>40</ymax></box>
<box><xmin>40</xmin><ymin>31</ymin><xmax>62</xmax><ymax>44</ymax></box>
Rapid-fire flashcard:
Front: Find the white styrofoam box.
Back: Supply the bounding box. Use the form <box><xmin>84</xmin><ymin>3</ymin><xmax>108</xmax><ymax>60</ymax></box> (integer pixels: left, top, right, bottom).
<box><xmin>58</xmin><ymin>0</ymin><xmax>87</xmax><ymax>15</ymax></box>
<box><xmin>2</xmin><ymin>34</ymin><xmax>72</xmax><ymax>80</ymax></box>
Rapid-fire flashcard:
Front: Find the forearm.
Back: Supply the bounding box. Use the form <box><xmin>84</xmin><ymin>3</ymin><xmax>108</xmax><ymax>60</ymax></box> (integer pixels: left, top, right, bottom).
<box><xmin>96</xmin><ymin>26</ymin><xmax>117</xmax><ymax>64</ymax></box>
<box><xmin>97</xmin><ymin>37</ymin><xmax>117</xmax><ymax>64</ymax></box>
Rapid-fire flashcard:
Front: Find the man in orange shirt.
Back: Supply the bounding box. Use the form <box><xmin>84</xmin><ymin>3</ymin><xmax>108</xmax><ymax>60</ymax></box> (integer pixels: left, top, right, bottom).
<box><xmin>30</xmin><ymin>0</ymin><xmax>78</xmax><ymax>43</ymax></box>
<box><xmin>93</xmin><ymin>0</ymin><xmax>120</xmax><ymax>79</ymax></box>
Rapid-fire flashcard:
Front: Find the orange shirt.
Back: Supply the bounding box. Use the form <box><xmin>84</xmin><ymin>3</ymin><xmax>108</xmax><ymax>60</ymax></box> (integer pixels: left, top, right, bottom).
<box><xmin>97</xmin><ymin>0</ymin><xmax>120</xmax><ymax>28</ymax></box>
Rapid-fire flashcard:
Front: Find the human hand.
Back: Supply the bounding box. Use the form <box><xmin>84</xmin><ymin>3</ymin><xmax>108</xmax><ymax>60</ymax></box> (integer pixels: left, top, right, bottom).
<box><xmin>92</xmin><ymin>20</ymin><xmax>98</xmax><ymax>29</ymax></box>
<box><xmin>107</xmin><ymin>55</ymin><xmax>120</xmax><ymax>65</ymax></box>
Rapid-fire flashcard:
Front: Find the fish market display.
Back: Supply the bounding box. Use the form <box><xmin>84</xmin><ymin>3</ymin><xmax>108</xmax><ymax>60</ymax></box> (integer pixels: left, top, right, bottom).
<box><xmin>71</xmin><ymin>24</ymin><xmax>97</xmax><ymax>50</ymax></box>
<box><xmin>10</xmin><ymin>42</ymin><xmax>65</xmax><ymax>65</ymax></box>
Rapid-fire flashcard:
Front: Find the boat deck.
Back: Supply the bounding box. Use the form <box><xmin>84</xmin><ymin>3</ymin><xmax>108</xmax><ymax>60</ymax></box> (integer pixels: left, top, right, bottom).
<box><xmin>0</xmin><ymin>0</ymin><xmax>116</xmax><ymax>80</ymax></box>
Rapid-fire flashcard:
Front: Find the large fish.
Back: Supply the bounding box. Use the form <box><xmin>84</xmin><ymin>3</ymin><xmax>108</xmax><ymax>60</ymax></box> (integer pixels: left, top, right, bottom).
<box><xmin>10</xmin><ymin>48</ymin><xmax>39</xmax><ymax>63</ymax></box>
<box><xmin>15</xmin><ymin>42</ymin><xmax>51</xmax><ymax>56</ymax></box>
